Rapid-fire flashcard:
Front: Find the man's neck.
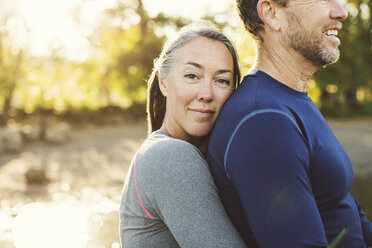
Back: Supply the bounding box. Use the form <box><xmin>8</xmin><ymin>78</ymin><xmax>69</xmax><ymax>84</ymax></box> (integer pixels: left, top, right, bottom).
<box><xmin>252</xmin><ymin>41</ymin><xmax>319</xmax><ymax>92</ymax></box>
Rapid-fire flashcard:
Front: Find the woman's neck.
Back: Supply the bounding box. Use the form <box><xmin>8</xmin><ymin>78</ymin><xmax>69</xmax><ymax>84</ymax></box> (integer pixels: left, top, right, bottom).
<box><xmin>160</xmin><ymin>125</ymin><xmax>209</xmax><ymax>154</ymax></box>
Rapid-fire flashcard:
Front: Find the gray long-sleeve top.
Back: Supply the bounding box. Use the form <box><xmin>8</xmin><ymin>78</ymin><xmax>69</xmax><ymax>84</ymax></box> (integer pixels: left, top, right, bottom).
<box><xmin>120</xmin><ymin>130</ymin><xmax>246</xmax><ymax>248</ymax></box>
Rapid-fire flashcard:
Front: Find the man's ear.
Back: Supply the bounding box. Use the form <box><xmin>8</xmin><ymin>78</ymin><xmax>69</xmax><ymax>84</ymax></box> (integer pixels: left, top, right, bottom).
<box><xmin>158</xmin><ymin>73</ymin><xmax>167</xmax><ymax>97</ymax></box>
<box><xmin>257</xmin><ymin>0</ymin><xmax>281</xmax><ymax>32</ymax></box>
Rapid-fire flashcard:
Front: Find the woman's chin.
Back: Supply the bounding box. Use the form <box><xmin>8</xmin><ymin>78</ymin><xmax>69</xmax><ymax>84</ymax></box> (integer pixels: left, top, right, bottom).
<box><xmin>187</xmin><ymin>126</ymin><xmax>213</xmax><ymax>138</ymax></box>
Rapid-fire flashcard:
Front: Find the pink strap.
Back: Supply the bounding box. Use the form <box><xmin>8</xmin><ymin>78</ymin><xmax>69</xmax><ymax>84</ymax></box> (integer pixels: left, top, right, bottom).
<box><xmin>134</xmin><ymin>153</ymin><xmax>155</xmax><ymax>220</ymax></box>
<box><xmin>204</xmin><ymin>159</ymin><xmax>210</xmax><ymax>168</ymax></box>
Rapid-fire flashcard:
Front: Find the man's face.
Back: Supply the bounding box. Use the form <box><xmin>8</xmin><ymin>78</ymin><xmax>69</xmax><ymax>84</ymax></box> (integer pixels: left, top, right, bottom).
<box><xmin>282</xmin><ymin>0</ymin><xmax>348</xmax><ymax>67</ymax></box>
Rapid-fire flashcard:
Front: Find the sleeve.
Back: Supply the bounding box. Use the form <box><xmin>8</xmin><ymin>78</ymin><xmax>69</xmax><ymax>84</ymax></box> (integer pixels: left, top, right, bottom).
<box><xmin>225</xmin><ymin>112</ymin><xmax>329</xmax><ymax>247</ymax></box>
<box><xmin>354</xmin><ymin>199</ymin><xmax>372</xmax><ymax>246</ymax></box>
<box><xmin>141</xmin><ymin>141</ymin><xmax>247</xmax><ymax>248</ymax></box>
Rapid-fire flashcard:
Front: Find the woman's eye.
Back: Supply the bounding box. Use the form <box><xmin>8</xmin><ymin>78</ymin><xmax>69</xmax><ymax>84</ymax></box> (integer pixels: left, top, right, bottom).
<box><xmin>217</xmin><ymin>78</ymin><xmax>231</xmax><ymax>87</ymax></box>
<box><xmin>185</xmin><ymin>73</ymin><xmax>198</xmax><ymax>80</ymax></box>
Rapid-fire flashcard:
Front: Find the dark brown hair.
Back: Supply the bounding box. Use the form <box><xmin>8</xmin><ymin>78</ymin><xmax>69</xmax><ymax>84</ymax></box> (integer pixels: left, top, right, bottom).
<box><xmin>147</xmin><ymin>21</ymin><xmax>241</xmax><ymax>135</ymax></box>
<box><xmin>236</xmin><ymin>0</ymin><xmax>287</xmax><ymax>41</ymax></box>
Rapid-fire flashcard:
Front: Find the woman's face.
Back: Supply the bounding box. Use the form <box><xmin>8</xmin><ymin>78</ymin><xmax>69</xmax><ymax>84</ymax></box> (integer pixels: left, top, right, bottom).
<box><xmin>159</xmin><ymin>37</ymin><xmax>234</xmax><ymax>143</ymax></box>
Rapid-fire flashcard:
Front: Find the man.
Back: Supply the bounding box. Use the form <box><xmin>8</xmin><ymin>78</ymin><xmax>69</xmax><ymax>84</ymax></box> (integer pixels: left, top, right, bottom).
<box><xmin>208</xmin><ymin>0</ymin><xmax>372</xmax><ymax>247</ymax></box>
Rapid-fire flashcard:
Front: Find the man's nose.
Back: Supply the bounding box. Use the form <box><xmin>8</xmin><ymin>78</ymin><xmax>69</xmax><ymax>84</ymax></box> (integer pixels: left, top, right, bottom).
<box><xmin>330</xmin><ymin>0</ymin><xmax>348</xmax><ymax>21</ymax></box>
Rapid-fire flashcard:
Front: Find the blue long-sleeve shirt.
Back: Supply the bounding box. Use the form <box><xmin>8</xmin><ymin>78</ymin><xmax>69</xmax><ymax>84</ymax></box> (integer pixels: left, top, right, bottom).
<box><xmin>208</xmin><ymin>70</ymin><xmax>372</xmax><ymax>247</ymax></box>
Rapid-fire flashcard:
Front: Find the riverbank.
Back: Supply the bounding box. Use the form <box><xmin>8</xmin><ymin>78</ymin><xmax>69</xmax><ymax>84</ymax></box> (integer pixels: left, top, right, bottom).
<box><xmin>0</xmin><ymin>119</ymin><xmax>371</xmax><ymax>248</ymax></box>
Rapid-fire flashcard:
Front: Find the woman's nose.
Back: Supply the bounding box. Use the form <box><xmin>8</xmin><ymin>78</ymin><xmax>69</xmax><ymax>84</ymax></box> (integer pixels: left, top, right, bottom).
<box><xmin>198</xmin><ymin>81</ymin><xmax>214</xmax><ymax>102</ymax></box>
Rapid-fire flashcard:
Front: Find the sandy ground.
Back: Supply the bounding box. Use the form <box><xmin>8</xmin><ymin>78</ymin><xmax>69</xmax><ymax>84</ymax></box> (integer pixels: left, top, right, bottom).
<box><xmin>0</xmin><ymin>119</ymin><xmax>371</xmax><ymax>248</ymax></box>
<box><xmin>328</xmin><ymin>119</ymin><xmax>372</xmax><ymax>176</ymax></box>
<box><xmin>0</xmin><ymin>122</ymin><xmax>148</xmax><ymax>248</ymax></box>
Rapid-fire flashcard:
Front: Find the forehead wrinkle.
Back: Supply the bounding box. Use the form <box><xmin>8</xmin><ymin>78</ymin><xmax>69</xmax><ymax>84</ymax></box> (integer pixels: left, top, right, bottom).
<box><xmin>185</xmin><ymin>62</ymin><xmax>233</xmax><ymax>75</ymax></box>
<box><xmin>286</xmin><ymin>0</ymin><xmax>319</xmax><ymax>12</ymax></box>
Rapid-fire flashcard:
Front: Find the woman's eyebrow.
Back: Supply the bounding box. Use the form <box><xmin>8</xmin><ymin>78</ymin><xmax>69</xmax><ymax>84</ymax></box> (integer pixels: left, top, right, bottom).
<box><xmin>185</xmin><ymin>61</ymin><xmax>203</xmax><ymax>68</ymax></box>
<box><xmin>185</xmin><ymin>61</ymin><xmax>232</xmax><ymax>74</ymax></box>
<box><xmin>217</xmin><ymin>69</ymin><xmax>233</xmax><ymax>74</ymax></box>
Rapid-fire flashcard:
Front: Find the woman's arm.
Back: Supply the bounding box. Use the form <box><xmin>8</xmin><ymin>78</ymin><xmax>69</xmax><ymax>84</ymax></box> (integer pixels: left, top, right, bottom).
<box><xmin>138</xmin><ymin>139</ymin><xmax>247</xmax><ymax>248</ymax></box>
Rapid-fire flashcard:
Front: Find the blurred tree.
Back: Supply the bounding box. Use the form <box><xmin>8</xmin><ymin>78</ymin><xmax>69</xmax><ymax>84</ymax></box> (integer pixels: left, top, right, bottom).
<box><xmin>3</xmin><ymin>0</ymin><xmax>370</xmax><ymax>121</ymax></box>
<box><xmin>314</xmin><ymin>0</ymin><xmax>372</xmax><ymax>116</ymax></box>
<box><xmin>0</xmin><ymin>48</ymin><xmax>24</xmax><ymax>125</ymax></box>
<box><xmin>5</xmin><ymin>0</ymin><xmax>193</xmax><ymax>121</ymax></box>
<box><xmin>82</xmin><ymin>0</ymin><xmax>186</xmax><ymax>110</ymax></box>
<box><xmin>0</xmin><ymin>6</ymin><xmax>27</xmax><ymax>125</ymax></box>
<box><xmin>202</xmin><ymin>5</ymin><xmax>257</xmax><ymax>75</ymax></box>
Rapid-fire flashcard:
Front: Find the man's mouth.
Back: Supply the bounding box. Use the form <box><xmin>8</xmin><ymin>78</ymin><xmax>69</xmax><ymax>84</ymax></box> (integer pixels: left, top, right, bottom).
<box><xmin>323</xmin><ymin>29</ymin><xmax>338</xmax><ymax>37</ymax></box>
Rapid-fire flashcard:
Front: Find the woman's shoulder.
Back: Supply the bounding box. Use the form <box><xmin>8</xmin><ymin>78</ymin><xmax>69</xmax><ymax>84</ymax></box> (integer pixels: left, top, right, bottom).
<box><xmin>136</xmin><ymin>131</ymin><xmax>207</xmax><ymax>175</ymax></box>
<box><xmin>141</xmin><ymin>131</ymin><xmax>202</xmax><ymax>158</ymax></box>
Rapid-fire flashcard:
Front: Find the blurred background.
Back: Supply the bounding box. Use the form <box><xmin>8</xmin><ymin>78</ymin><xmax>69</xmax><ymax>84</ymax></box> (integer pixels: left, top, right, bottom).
<box><xmin>0</xmin><ymin>0</ymin><xmax>371</xmax><ymax>247</ymax></box>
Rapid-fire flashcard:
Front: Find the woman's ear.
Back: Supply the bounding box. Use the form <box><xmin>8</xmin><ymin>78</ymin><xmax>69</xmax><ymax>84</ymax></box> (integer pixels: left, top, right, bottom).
<box><xmin>257</xmin><ymin>0</ymin><xmax>281</xmax><ymax>32</ymax></box>
<box><xmin>158</xmin><ymin>73</ymin><xmax>167</xmax><ymax>97</ymax></box>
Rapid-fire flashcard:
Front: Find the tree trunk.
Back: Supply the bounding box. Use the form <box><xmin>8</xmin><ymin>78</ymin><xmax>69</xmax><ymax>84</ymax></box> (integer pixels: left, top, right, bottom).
<box><xmin>345</xmin><ymin>88</ymin><xmax>359</xmax><ymax>112</ymax></box>
<box><xmin>320</xmin><ymin>87</ymin><xmax>330</xmax><ymax>105</ymax></box>
<box><xmin>0</xmin><ymin>50</ymin><xmax>23</xmax><ymax>126</ymax></box>
<box><xmin>137</xmin><ymin>0</ymin><xmax>148</xmax><ymax>42</ymax></box>
<box><xmin>0</xmin><ymin>83</ymin><xmax>16</xmax><ymax>125</ymax></box>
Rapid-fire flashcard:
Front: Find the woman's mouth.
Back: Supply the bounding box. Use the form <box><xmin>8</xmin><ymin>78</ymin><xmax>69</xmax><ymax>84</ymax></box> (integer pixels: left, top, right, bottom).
<box><xmin>189</xmin><ymin>108</ymin><xmax>215</xmax><ymax>118</ymax></box>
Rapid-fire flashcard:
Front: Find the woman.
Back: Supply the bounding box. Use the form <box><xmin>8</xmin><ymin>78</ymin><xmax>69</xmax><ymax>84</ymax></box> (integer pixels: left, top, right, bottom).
<box><xmin>119</xmin><ymin>22</ymin><xmax>246</xmax><ymax>247</ymax></box>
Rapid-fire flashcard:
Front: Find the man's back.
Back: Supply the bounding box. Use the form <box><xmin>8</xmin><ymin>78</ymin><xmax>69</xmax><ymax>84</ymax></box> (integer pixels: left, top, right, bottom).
<box><xmin>208</xmin><ymin>70</ymin><xmax>371</xmax><ymax>247</ymax></box>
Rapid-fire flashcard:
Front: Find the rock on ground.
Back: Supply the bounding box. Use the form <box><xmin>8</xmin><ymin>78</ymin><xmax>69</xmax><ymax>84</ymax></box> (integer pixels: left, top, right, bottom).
<box><xmin>0</xmin><ymin>127</ymin><xmax>23</xmax><ymax>153</ymax></box>
<box><xmin>21</xmin><ymin>125</ymin><xmax>41</xmax><ymax>143</ymax></box>
<box><xmin>44</xmin><ymin>122</ymin><xmax>71</xmax><ymax>144</ymax></box>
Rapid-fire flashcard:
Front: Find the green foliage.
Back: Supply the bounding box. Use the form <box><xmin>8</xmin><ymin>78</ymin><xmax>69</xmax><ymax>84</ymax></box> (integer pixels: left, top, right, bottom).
<box><xmin>1</xmin><ymin>0</ymin><xmax>168</xmax><ymax>123</ymax></box>
<box><xmin>314</xmin><ymin>0</ymin><xmax>372</xmax><ymax>117</ymax></box>
<box><xmin>1</xmin><ymin>0</ymin><xmax>371</xmax><ymax>122</ymax></box>
<box><xmin>352</xmin><ymin>176</ymin><xmax>372</xmax><ymax>221</ymax></box>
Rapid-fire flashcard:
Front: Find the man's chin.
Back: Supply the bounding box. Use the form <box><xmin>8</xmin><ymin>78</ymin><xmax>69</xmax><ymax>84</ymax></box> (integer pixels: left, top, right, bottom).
<box><xmin>310</xmin><ymin>49</ymin><xmax>340</xmax><ymax>67</ymax></box>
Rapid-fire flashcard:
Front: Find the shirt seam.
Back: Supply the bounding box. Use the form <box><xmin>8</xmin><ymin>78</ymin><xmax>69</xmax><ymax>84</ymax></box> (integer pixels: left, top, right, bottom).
<box><xmin>223</xmin><ymin>109</ymin><xmax>303</xmax><ymax>180</ymax></box>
